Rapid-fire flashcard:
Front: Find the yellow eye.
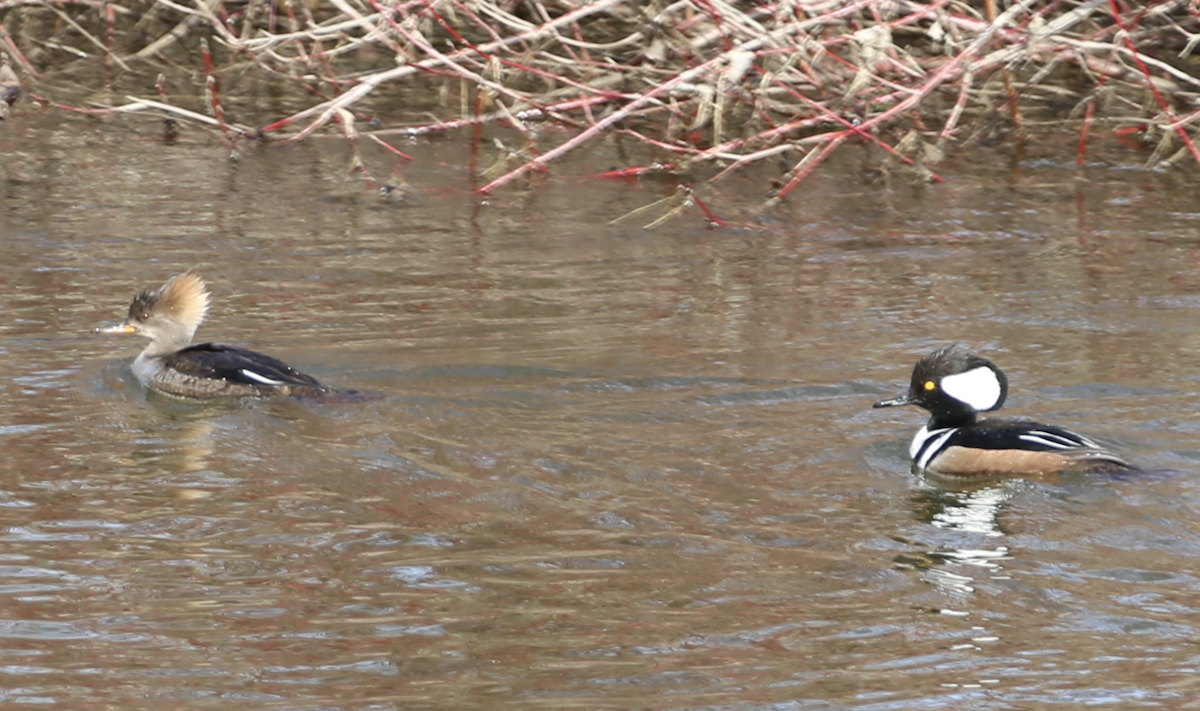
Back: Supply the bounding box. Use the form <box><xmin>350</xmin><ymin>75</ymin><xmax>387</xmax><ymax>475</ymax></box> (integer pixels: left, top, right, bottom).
<box><xmin>923</xmin><ymin>380</ymin><xmax>936</xmax><ymax>391</ymax></box>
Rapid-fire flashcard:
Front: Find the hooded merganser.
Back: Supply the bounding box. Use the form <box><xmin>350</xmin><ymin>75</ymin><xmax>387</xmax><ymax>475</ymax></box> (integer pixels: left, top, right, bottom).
<box><xmin>94</xmin><ymin>271</ymin><xmax>332</xmax><ymax>399</ymax></box>
<box><xmin>873</xmin><ymin>346</ymin><xmax>1131</xmax><ymax>477</ymax></box>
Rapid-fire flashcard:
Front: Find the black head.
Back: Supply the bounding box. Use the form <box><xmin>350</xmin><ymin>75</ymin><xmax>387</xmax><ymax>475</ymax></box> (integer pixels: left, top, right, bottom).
<box><xmin>873</xmin><ymin>345</ymin><xmax>1008</xmax><ymax>427</ymax></box>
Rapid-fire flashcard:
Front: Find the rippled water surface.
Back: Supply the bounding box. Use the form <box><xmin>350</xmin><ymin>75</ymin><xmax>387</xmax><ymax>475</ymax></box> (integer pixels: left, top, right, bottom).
<box><xmin>5</xmin><ymin>113</ymin><xmax>1200</xmax><ymax>708</ymax></box>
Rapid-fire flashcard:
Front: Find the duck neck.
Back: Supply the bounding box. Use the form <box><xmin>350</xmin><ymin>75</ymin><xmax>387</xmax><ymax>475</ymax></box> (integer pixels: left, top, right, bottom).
<box><xmin>141</xmin><ymin>322</ymin><xmax>196</xmax><ymax>357</ymax></box>
<box><xmin>131</xmin><ymin>350</ymin><xmax>164</xmax><ymax>386</ymax></box>
<box><xmin>928</xmin><ymin>409</ymin><xmax>978</xmax><ymax>430</ymax></box>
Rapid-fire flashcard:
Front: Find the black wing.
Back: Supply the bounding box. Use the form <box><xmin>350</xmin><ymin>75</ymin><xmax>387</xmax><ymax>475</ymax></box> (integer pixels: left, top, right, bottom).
<box><xmin>950</xmin><ymin>417</ymin><xmax>1131</xmax><ymax>469</ymax></box>
<box><xmin>164</xmin><ymin>342</ymin><xmax>327</xmax><ymax>389</ymax></box>
<box><xmin>949</xmin><ymin>417</ymin><xmax>1102</xmax><ymax>452</ymax></box>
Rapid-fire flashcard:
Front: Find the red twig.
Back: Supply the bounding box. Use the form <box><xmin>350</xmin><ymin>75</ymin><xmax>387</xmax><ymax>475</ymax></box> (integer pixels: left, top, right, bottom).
<box><xmin>0</xmin><ymin>24</ymin><xmax>36</xmax><ymax>76</ymax></box>
<box><xmin>277</xmin><ymin>0</ymin><xmax>632</xmax><ymax>141</ymax></box>
<box><xmin>762</xmin><ymin>72</ymin><xmax>945</xmax><ymax>183</ymax></box>
<box><xmin>200</xmin><ymin>39</ymin><xmax>234</xmax><ymax>142</ymax></box>
<box><xmin>984</xmin><ymin>0</ymin><xmax>1023</xmax><ymax>130</ymax></box>
<box><xmin>1077</xmin><ymin>98</ymin><xmax>1096</xmax><ymax>166</ymax></box>
<box><xmin>475</xmin><ymin>51</ymin><xmax>731</xmax><ymax>194</ymax></box>
<box><xmin>620</xmin><ymin>129</ymin><xmax>701</xmax><ymax>155</ymax></box>
<box><xmin>692</xmin><ymin>0</ymin><xmax>735</xmax><ymax>52</ymax></box>
<box><xmin>1107</xmin><ymin>0</ymin><xmax>1200</xmax><ymax>167</ymax></box>
<box><xmin>774</xmin><ymin>132</ymin><xmax>849</xmax><ymax>201</ymax></box>
<box><xmin>688</xmin><ymin>188</ymin><xmax>727</xmax><ymax>227</ymax></box>
<box><xmin>586</xmin><ymin>164</ymin><xmax>677</xmax><ymax>179</ymax></box>
<box><xmin>368</xmin><ymin>134</ymin><xmax>416</xmax><ymax>162</ymax></box>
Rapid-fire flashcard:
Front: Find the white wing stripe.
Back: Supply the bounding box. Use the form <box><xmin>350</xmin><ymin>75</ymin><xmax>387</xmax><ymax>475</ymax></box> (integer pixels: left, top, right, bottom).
<box><xmin>240</xmin><ymin>369</ymin><xmax>284</xmax><ymax>385</ymax></box>
<box><xmin>1019</xmin><ymin>430</ymin><xmax>1099</xmax><ymax>450</ymax></box>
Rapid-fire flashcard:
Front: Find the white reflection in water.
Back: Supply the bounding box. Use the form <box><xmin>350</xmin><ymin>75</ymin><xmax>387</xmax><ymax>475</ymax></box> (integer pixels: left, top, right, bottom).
<box><xmin>913</xmin><ymin>483</ymin><xmax>1020</xmax><ymax>598</ymax></box>
<box><xmin>929</xmin><ymin>483</ymin><xmax>1018</xmax><ymax>536</ymax></box>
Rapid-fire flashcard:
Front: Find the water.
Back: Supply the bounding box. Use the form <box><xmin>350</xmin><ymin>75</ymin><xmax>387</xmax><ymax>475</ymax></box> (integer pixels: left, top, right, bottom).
<box><xmin>3</xmin><ymin>113</ymin><xmax>1200</xmax><ymax>708</ymax></box>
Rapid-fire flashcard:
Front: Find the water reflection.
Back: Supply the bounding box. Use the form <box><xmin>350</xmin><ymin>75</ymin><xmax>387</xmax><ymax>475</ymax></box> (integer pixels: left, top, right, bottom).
<box><xmin>900</xmin><ymin>481</ymin><xmax>1016</xmax><ymax>598</ymax></box>
<box><xmin>2</xmin><ymin>113</ymin><xmax>1200</xmax><ymax>707</ymax></box>
<box><xmin>911</xmin><ymin>480</ymin><xmax>1019</xmax><ymax>536</ymax></box>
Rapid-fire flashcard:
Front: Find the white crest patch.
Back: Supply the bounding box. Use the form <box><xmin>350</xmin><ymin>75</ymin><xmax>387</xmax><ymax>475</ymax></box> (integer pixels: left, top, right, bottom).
<box><xmin>940</xmin><ymin>366</ymin><xmax>1002</xmax><ymax>411</ymax></box>
<box><xmin>240</xmin><ymin>369</ymin><xmax>284</xmax><ymax>386</ymax></box>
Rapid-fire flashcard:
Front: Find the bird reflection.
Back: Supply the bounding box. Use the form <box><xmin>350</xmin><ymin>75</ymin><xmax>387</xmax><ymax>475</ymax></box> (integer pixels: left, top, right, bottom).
<box><xmin>909</xmin><ymin>479</ymin><xmax>1021</xmax><ymax>536</ymax></box>
<box><xmin>899</xmin><ymin>480</ymin><xmax>1019</xmax><ymax>598</ymax></box>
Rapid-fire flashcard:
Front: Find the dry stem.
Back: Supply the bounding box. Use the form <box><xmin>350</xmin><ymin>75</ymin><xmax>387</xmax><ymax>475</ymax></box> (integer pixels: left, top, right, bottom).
<box><xmin>15</xmin><ymin>0</ymin><xmax>1200</xmax><ymax>208</ymax></box>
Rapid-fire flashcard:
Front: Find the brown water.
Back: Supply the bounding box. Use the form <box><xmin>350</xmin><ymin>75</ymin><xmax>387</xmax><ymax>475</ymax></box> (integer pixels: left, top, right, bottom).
<box><xmin>4</xmin><ymin>112</ymin><xmax>1200</xmax><ymax>709</ymax></box>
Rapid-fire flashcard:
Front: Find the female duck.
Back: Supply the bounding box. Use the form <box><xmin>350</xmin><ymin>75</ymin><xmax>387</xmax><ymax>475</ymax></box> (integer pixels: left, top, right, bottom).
<box><xmin>873</xmin><ymin>346</ymin><xmax>1130</xmax><ymax>477</ymax></box>
<box><xmin>94</xmin><ymin>271</ymin><xmax>331</xmax><ymax>399</ymax></box>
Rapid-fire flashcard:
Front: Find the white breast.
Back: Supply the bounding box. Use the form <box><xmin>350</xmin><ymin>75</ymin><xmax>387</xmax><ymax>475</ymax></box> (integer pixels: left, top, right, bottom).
<box><xmin>910</xmin><ymin>425</ymin><xmax>958</xmax><ymax>470</ymax></box>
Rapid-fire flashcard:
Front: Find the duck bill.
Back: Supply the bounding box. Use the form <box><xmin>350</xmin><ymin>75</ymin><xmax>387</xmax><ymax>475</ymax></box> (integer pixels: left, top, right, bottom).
<box><xmin>873</xmin><ymin>393</ymin><xmax>918</xmax><ymax>409</ymax></box>
<box><xmin>93</xmin><ymin>322</ymin><xmax>136</xmax><ymax>335</ymax></box>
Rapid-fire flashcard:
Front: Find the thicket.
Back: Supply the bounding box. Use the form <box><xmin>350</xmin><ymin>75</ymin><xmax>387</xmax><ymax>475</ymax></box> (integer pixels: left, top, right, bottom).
<box><xmin>5</xmin><ymin>0</ymin><xmax>1198</xmax><ymax>206</ymax></box>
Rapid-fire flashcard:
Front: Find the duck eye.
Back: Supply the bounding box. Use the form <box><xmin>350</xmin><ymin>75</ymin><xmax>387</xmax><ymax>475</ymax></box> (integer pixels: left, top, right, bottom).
<box><xmin>139</xmin><ymin>312</ymin><xmax>150</xmax><ymax>320</ymax></box>
<box><xmin>923</xmin><ymin>380</ymin><xmax>936</xmax><ymax>391</ymax></box>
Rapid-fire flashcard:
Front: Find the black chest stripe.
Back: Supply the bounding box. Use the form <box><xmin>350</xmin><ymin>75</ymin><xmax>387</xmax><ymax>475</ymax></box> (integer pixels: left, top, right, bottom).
<box><xmin>913</xmin><ymin>417</ymin><xmax>1124</xmax><ymax>472</ymax></box>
